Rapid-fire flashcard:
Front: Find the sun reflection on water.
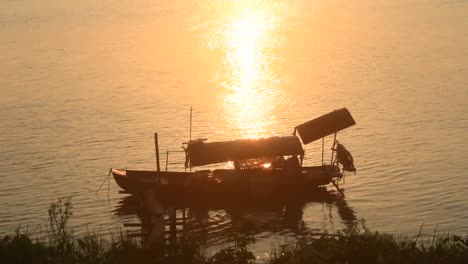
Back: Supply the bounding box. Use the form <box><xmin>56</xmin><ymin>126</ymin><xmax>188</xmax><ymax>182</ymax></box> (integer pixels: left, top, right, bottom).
<box><xmin>219</xmin><ymin>3</ymin><xmax>282</xmax><ymax>138</ymax></box>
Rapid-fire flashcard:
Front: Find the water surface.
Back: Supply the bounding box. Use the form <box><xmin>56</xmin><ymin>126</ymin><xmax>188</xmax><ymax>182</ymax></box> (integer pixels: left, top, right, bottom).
<box><xmin>1</xmin><ymin>0</ymin><xmax>467</xmax><ymax>253</ymax></box>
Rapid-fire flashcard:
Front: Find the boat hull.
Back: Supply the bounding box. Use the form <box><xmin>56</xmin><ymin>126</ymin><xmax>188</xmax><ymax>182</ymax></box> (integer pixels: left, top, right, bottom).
<box><xmin>112</xmin><ymin>165</ymin><xmax>341</xmax><ymax>200</ymax></box>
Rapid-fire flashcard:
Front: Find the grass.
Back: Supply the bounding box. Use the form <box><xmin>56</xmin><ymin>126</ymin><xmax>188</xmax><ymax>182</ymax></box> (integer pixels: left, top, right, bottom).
<box><xmin>1</xmin><ymin>198</ymin><xmax>467</xmax><ymax>263</ymax></box>
<box><xmin>268</xmin><ymin>222</ymin><xmax>468</xmax><ymax>264</ymax></box>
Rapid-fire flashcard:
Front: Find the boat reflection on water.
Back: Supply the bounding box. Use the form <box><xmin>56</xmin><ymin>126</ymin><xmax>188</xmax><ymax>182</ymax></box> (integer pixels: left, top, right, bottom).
<box><xmin>113</xmin><ymin>187</ymin><xmax>357</xmax><ymax>247</ymax></box>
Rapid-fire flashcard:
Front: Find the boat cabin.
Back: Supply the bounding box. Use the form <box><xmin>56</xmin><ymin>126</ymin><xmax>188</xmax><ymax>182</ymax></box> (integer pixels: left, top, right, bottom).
<box><xmin>184</xmin><ymin>107</ymin><xmax>356</xmax><ymax>172</ymax></box>
<box><xmin>184</xmin><ymin>135</ymin><xmax>304</xmax><ymax>170</ymax></box>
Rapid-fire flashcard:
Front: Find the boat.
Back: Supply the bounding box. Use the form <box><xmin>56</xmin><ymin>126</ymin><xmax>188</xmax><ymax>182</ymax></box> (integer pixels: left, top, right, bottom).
<box><xmin>111</xmin><ymin>108</ymin><xmax>356</xmax><ymax>199</ymax></box>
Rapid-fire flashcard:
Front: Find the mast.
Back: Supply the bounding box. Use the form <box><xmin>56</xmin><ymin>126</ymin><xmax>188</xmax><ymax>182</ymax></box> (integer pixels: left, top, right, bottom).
<box><xmin>189</xmin><ymin>107</ymin><xmax>192</xmax><ymax>141</ymax></box>
<box><xmin>189</xmin><ymin>107</ymin><xmax>193</xmax><ymax>172</ymax></box>
<box><xmin>154</xmin><ymin>133</ymin><xmax>160</xmax><ymax>172</ymax></box>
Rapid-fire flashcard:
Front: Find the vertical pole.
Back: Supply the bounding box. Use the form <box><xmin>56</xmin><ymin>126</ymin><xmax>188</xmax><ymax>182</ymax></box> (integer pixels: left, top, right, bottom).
<box><xmin>189</xmin><ymin>107</ymin><xmax>193</xmax><ymax>173</ymax></box>
<box><xmin>189</xmin><ymin>107</ymin><xmax>192</xmax><ymax>141</ymax></box>
<box><xmin>165</xmin><ymin>151</ymin><xmax>169</xmax><ymax>172</ymax></box>
<box><xmin>321</xmin><ymin>137</ymin><xmax>324</xmax><ymax>165</ymax></box>
<box><xmin>330</xmin><ymin>132</ymin><xmax>337</xmax><ymax>165</ymax></box>
<box><xmin>155</xmin><ymin>133</ymin><xmax>160</xmax><ymax>172</ymax></box>
<box><xmin>182</xmin><ymin>208</ymin><xmax>186</xmax><ymax>227</ymax></box>
<box><xmin>169</xmin><ymin>208</ymin><xmax>177</xmax><ymax>244</ymax></box>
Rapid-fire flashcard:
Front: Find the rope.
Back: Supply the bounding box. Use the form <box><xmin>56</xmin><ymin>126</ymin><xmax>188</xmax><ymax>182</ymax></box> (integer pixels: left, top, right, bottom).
<box><xmin>96</xmin><ymin>168</ymin><xmax>112</xmax><ymax>193</ymax></box>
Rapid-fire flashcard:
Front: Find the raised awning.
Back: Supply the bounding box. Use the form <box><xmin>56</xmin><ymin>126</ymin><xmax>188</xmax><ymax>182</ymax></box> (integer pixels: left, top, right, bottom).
<box><xmin>186</xmin><ymin>136</ymin><xmax>304</xmax><ymax>167</ymax></box>
<box><xmin>295</xmin><ymin>108</ymin><xmax>356</xmax><ymax>144</ymax></box>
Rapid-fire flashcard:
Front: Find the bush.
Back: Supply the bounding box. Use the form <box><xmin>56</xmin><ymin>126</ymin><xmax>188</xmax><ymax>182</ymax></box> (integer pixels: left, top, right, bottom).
<box><xmin>1</xmin><ymin>200</ymin><xmax>467</xmax><ymax>264</ymax></box>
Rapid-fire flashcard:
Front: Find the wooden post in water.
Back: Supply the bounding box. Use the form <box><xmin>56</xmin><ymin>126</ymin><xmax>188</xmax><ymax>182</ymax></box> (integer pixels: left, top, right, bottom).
<box><xmin>155</xmin><ymin>133</ymin><xmax>160</xmax><ymax>172</ymax></box>
<box><xmin>182</xmin><ymin>208</ymin><xmax>186</xmax><ymax>227</ymax></box>
<box><xmin>168</xmin><ymin>208</ymin><xmax>177</xmax><ymax>243</ymax></box>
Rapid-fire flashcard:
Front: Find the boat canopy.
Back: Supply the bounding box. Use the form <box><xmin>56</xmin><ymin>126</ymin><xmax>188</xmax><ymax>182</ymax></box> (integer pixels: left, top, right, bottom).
<box><xmin>294</xmin><ymin>108</ymin><xmax>356</xmax><ymax>144</ymax></box>
<box><xmin>186</xmin><ymin>136</ymin><xmax>304</xmax><ymax>167</ymax></box>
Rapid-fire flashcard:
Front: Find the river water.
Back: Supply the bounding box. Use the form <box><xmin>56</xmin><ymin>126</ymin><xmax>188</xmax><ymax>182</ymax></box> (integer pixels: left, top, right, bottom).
<box><xmin>1</xmin><ymin>0</ymin><xmax>467</xmax><ymax>254</ymax></box>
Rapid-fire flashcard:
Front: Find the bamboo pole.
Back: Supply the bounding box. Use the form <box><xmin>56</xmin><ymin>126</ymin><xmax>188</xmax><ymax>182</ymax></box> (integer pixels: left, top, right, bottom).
<box><xmin>169</xmin><ymin>208</ymin><xmax>177</xmax><ymax>243</ymax></box>
<box><xmin>189</xmin><ymin>107</ymin><xmax>192</xmax><ymax>141</ymax></box>
<box><xmin>155</xmin><ymin>133</ymin><xmax>160</xmax><ymax>172</ymax></box>
<box><xmin>322</xmin><ymin>137</ymin><xmax>324</xmax><ymax>165</ymax></box>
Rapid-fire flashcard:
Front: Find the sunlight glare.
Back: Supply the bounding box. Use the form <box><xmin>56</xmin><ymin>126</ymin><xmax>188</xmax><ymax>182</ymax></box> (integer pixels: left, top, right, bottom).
<box><xmin>222</xmin><ymin>5</ymin><xmax>279</xmax><ymax>139</ymax></box>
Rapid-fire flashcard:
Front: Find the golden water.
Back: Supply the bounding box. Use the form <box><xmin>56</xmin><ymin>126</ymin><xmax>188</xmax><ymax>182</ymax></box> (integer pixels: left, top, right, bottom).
<box><xmin>1</xmin><ymin>0</ymin><xmax>467</xmax><ymax>253</ymax></box>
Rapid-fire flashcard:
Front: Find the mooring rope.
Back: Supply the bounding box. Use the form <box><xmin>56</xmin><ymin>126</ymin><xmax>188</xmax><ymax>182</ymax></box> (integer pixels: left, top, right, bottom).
<box><xmin>96</xmin><ymin>168</ymin><xmax>112</xmax><ymax>194</ymax></box>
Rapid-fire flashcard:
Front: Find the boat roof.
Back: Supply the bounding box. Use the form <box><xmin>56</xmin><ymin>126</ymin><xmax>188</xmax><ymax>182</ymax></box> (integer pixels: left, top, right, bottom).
<box><xmin>186</xmin><ymin>136</ymin><xmax>304</xmax><ymax>167</ymax></box>
<box><xmin>295</xmin><ymin>108</ymin><xmax>356</xmax><ymax>144</ymax></box>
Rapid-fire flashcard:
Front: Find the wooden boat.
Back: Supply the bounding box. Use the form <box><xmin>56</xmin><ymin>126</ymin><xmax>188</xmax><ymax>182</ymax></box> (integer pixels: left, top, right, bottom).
<box><xmin>112</xmin><ymin>108</ymin><xmax>356</xmax><ymax>198</ymax></box>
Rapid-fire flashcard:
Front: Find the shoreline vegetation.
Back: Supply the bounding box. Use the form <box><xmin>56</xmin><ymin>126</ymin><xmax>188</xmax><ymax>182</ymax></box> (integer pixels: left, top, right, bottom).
<box><xmin>1</xmin><ymin>199</ymin><xmax>467</xmax><ymax>264</ymax></box>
